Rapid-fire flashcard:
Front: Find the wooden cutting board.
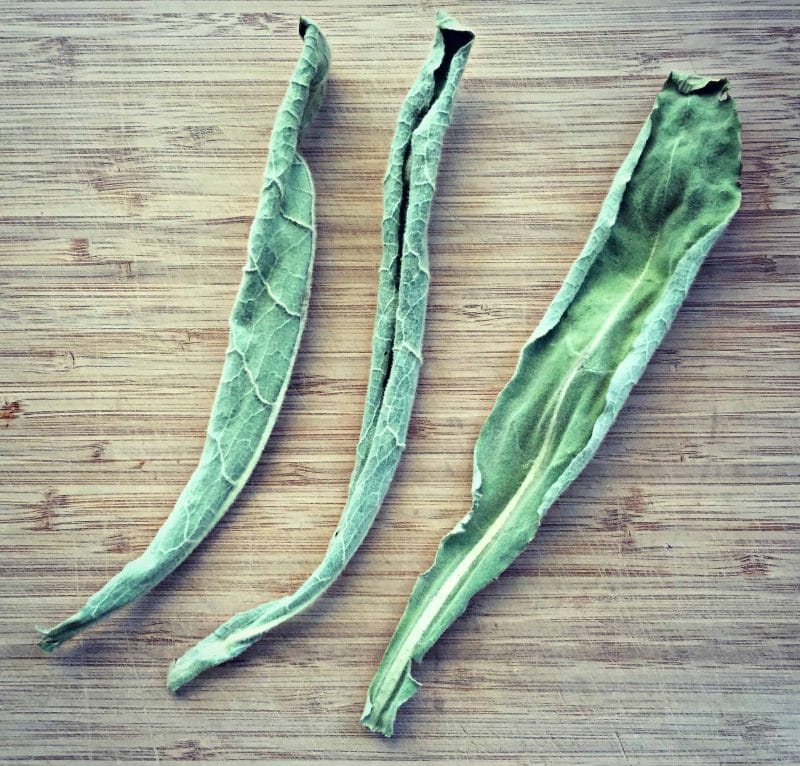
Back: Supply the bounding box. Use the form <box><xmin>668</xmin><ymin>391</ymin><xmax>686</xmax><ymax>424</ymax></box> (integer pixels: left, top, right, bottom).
<box><xmin>2</xmin><ymin>2</ymin><xmax>798</xmax><ymax>764</ymax></box>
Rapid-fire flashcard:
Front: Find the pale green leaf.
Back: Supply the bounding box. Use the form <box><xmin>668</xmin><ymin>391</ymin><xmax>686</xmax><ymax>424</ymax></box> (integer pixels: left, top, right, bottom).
<box><xmin>37</xmin><ymin>18</ymin><xmax>330</xmax><ymax>652</ymax></box>
<box><xmin>362</xmin><ymin>72</ymin><xmax>742</xmax><ymax>736</ymax></box>
<box><xmin>166</xmin><ymin>11</ymin><xmax>474</xmax><ymax>692</ymax></box>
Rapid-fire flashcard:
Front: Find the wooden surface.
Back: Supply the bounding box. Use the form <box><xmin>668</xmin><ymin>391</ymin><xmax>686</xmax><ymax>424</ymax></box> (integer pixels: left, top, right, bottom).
<box><xmin>2</xmin><ymin>2</ymin><xmax>798</xmax><ymax>764</ymax></box>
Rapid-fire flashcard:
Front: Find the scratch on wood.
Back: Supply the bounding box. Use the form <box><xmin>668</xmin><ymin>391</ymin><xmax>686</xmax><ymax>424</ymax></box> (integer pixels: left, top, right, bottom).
<box><xmin>614</xmin><ymin>730</ymin><xmax>630</xmax><ymax>764</ymax></box>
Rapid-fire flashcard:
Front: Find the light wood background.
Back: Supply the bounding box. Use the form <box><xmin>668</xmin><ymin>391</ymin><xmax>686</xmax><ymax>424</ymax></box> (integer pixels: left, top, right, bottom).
<box><xmin>2</xmin><ymin>2</ymin><xmax>798</xmax><ymax>764</ymax></box>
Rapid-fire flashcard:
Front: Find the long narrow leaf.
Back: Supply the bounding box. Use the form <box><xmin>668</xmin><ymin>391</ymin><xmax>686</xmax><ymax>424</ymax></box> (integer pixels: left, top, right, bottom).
<box><xmin>166</xmin><ymin>11</ymin><xmax>474</xmax><ymax>692</ymax></box>
<box><xmin>37</xmin><ymin>19</ymin><xmax>330</xmax><ymax>652</ymax></box>
<box><xmin>363</xmin><ymin>72</ymin><xmax>742</xmax><ymax>736</ymax></box>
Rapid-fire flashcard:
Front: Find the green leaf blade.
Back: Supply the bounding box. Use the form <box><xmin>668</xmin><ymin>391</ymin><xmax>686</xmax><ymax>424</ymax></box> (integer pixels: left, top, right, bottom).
<box><xmin>36</xmin><ymin>19</ymin><xmax>330</xmax><ymax>653</ymax></box>
<box><xmin>166</xmin><ymin>13</ymin><xmax>474</xmax><ymax>692</ymax></box>
<box><xmin>362</xmin><ymin>72</ymin><xmax>742</xmax><ymax>736</ymax></box>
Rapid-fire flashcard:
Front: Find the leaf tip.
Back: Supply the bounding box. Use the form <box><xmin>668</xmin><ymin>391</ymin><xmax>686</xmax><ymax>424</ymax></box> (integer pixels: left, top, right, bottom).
<box><xmin>434</xmin><ymin>9</ymin><xmax>475</xmax><ymax>42</ymax></box>
<box><xmin>166</xmin><ymin>662</ymin><xmax>184</xmax><ymax>695</ymax></box>
<box><xmin>36</xmin><ymin>633</ymin><xmax>57</xmax><ymax>654</ymax></box>
<box><xmin>668</xmin><ymin>70</ymin><xmax>730</xmax><ymax>97</ymax></box>
<box><xmin>361</xmin><ymin>663</ymin><xmax>421</xmax><ymax>737</ymax></box>
<box><xmin>166</xmin><ymin>661</ymin><xmax>193</xmax><ymax>694</ymax></box>
<box><xmin>434</xmin><ymin>9</ymin><xmax>454</xmax><ymax>27</ymax></box>
<box><xmin>35</xmin><ymin>622</ymin><xmax>67</xmax><ymax>653</ymax></box>
<box><xmin>298</xmin><ymin>16</ymin><xmax>316</xmax><ymax>37</ymax></box>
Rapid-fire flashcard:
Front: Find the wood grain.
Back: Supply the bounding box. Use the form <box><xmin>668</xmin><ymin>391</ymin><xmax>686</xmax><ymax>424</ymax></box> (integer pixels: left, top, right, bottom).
<box><xmin>1</xmin><ymin>1</ymin><xmax>798</xmax><ymax>763</ymax></box>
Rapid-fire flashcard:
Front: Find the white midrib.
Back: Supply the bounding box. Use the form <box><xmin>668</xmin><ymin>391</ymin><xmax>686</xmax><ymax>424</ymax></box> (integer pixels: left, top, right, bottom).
<box><xmin>223</xmin><ymin>601</ymin><xmax>299</xmax><ymax>647</ymax></box>
<box><xmin>375</xmin><ymin>139</ymin><xmax>681</xmax><ymax>705</ymax></box>
<box><xmin>221</xmin><ymin>574</ymin><xmax>328</xmax><ymax>647</ymax></box>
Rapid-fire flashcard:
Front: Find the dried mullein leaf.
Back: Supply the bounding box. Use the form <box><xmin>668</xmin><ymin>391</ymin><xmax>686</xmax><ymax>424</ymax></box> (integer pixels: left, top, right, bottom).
<box><xmin>362</xmin><ymin>72</ymin><xmax>742</xmax><ymax>736</ymax></box>
<box><xmin>167</xmin><ymin>11</ymin><xmax>474</xmax><ymax>692</ymax></box>
<box><xmin>37</xmin><ymin>18</ymin><xmax>330</xmax><ymax>652</ymax></box>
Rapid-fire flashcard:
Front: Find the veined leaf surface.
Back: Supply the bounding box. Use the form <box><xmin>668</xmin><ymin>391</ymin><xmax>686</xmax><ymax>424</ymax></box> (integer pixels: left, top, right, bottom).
<box><xmin>362</xmin><ymin>72</ymin><xmax>742</xmax><ymax>736</ymax></box>
<box><xmin>166</xmin><ymin>11</ymin><xmax>474</xmax><ymax>692</ymax></box>
<box><xmin>37</xmin><ymin>18</ymin><xmax>330</xmax><ymax>652</ymax></box>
